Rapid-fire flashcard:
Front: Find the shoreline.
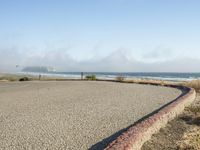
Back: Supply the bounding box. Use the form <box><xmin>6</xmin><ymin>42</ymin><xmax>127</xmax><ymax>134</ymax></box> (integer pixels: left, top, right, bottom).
<box><xmin>0</xmin><ymin>72</ymin><xmax>200</xmax><ymax>82</ymax></box>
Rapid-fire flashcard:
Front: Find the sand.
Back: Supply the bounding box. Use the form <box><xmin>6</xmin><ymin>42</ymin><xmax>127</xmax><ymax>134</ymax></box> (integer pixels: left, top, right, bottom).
<box><xmin>0</xmin><ymin>81</ymin><xmax>181</xmax><ymax>150</ymax></box>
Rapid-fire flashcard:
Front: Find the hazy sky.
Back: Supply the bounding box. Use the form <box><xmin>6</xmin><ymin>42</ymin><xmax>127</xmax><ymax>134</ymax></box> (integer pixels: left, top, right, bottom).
<box><xmin>0</xmin><ymin>0</ymin><xmax>200</xmax><ymax>72</ymax></box>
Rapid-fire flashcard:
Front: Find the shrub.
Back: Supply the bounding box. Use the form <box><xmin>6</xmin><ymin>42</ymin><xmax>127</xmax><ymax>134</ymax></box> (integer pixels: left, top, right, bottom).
<box><xmin>116</xmin><ymin>76</ymin><xmax>125</xmax><ymax>82</ymax></box>
<box><xmin>85</xmin><ymin>75</ymin><xmax>96</xmax><ymax>80</ymax></box>
<box><xmin>19</xmin><ymin>77</ymin><xmax>30</xmax><ymax>81</ymax></box>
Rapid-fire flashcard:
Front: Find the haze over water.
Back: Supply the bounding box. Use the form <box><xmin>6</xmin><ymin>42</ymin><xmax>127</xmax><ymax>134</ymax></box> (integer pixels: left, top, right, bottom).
<box><xmin>0</xmin><ymin>0</ymin><xmax>200</xmax><ymax>73</ymax></box>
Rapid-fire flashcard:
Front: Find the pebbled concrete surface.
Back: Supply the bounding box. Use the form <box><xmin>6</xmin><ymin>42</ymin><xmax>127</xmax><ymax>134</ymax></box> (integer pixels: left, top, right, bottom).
<box><xmin>0</xmin><ymin>81</ymin><xmax>181</xmax><ymax>150</ymax></box>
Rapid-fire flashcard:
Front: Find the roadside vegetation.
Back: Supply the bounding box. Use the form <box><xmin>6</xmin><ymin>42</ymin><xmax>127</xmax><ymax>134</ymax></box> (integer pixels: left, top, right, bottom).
<box><xmin>177</xmin><ymin>102</ymin><xmax>200</xmax><ymax>150</ymax></box>
<box><xmin>0</xmin><ymin>76</ymin><xmax>19</xmax><ymax>82</ymax></box>
<box><xmin>85</xmin><ymin>75</ymin><xmax>96</xmax><ymax>80</ymax></box>
<box><xmin>19</xmin><ymin>77</ymin><xmax>31</xmax><ymax>81</ymax></box>
<box><xmin>0</xmin><ymin>74</ymin><xmax>42</xmax><ymax>82</ymax></box>
<box><xmin>167</xmin><ymin>80</ymin><xmax>200</xmax><ymax>150</ymax></box>
<box><xmin>115</xmin><ymin>76</ymin><xmax>125</xmax><ymax>82</ymax></box>
<box><xmin>0</xmin><ymin>75</ymin><xmax>32</xmax><ymax>82</ymax></box>
<box><xmin>184</xmin><ymin>80</ymin><xmax>200</xmax><ymax>92</ymax></box>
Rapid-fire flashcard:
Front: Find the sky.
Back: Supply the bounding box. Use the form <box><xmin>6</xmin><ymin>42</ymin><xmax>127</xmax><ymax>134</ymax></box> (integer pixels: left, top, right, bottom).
<box><xmin>0</xmin><ymin>0</ymin><xmax>200</xmax><ymax>72</ymax></box>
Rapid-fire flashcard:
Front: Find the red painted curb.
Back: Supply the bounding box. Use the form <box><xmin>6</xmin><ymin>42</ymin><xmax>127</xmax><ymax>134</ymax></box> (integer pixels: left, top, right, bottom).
<box><xmin>104</xmin><ymin>85</ymin><xmax>196</xmax><ymax>150</ymax></box>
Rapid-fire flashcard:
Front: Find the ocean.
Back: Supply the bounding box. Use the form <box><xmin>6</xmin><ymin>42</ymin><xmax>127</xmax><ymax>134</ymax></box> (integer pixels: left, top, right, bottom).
<box><xmin>20</xmin><ymin>72</ymin><xmax>200</xmax><ymax>81</ymax></box>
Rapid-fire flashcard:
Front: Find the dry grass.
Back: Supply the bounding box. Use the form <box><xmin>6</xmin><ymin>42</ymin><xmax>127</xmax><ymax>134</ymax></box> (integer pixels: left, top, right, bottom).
<box><xmin>0</xmin><ymin>76</ymin><xmax>19</xmax><ymax>81</ymax></box>
<box><xmin>125</xmin><ymin>79</ymin><xmax>171</xmax><ymax>86</ymax></box>
<box><xmin>177</xmin><ymin>100</ymin><xmax>200</xmax><ymax>150</ymax></box>
<box><xmin>116</xmin><ymin>76</ymin><xmax>125</xmax><ymax>82</ymax></box>
<box><xmin>0</xmin><ymin>73</ymin><xmax>66</xmax><ymax>82</ymax></box>
<box><xmin>177</xmin><ymin>127</ymin><xmax>200</xmax><ymax>150</ymax></box>
<box><xmin>184</xmin><ymin>80</ymin><xmax>200</xmax><ymax>92</ymax></box>
<box><xmin>186</xmin><ymin>106</ymin><xmax>200</xmax><ymax>115</ymax></box>
<box><xmin>125</xmin><ymin>79</ymin><xmax>200</xmax><ymax>93</ymax></box>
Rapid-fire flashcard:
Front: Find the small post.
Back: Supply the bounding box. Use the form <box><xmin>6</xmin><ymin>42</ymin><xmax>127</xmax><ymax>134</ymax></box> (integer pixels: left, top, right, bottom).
<box><xmin>39</xmin><ymin>74</ymin><xmax>41</xmax><ymax>80</ymax></box>
<box><xmin>81</xmin><ymin>72</ymin><xmax>83</xmax><ymax>80</ymax></box>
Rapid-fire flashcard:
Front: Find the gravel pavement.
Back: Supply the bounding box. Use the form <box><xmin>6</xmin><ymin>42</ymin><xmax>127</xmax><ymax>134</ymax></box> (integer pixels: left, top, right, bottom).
<box><xmin>0</xmin><ymin>81</ymin><xmax>182</xmax><ymax>150</ymax></box>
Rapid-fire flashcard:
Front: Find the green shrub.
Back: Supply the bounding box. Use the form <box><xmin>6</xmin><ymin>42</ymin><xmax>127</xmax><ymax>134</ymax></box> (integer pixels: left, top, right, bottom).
<box><xmin>85</xmin><ymin>75</ymin><xmax>96</xmax><ymax>80</ymax></box>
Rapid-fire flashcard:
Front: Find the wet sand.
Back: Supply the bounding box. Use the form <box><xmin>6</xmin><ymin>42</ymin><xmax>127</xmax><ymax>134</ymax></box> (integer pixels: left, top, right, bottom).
<box><xmin>0</xmin><ymin>81</ymin><xmax>181</xmax><ymax>150</ymax></box>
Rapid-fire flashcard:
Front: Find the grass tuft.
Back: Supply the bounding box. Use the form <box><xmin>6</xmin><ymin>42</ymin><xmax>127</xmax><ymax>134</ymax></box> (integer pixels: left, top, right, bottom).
<box><xmin>184</xmin><ymin>80</ymin><xmax>200</xmax><ymax>92</ymax></box>
<box><xmin>177</xmin><ymin>127</ymin><xmax>200</xmax><ymax>150</ymax></box>
<box><xmin>186</xmin><ymin>106</ymin><xmax>200</xmax><ymax>115</ymax></box>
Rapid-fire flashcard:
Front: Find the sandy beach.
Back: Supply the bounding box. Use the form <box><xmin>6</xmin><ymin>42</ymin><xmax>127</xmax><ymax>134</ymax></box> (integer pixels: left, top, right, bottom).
<box><xmin>0</xmin><ymin>81</ymin><xmax>181</xmax><ymax>150</ymax></box>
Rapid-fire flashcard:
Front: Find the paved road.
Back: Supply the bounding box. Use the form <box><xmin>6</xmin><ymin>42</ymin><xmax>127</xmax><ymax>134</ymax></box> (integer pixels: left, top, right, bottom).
<box><xmin>0</xmin><ymin>81</ymin><xmax>181</xmax><ymax>150</ymax></box>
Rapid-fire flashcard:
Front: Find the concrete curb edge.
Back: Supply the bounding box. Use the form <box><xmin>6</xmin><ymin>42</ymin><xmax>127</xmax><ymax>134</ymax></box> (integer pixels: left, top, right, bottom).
<box><xmin>104</xmin><ymin>84</ymin><xmax>196</xmax><ymax>150</ymax></box>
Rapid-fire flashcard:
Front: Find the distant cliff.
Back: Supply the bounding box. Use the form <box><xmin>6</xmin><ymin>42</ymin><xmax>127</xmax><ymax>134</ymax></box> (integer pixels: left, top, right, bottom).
<box><xmin>22</xmin><ymin>66</ymin><xmax>56</xmax><ymax>73</ymax></box>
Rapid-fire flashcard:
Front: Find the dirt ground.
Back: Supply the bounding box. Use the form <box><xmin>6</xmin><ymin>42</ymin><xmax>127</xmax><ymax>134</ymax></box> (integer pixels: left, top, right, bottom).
<box><xmin>142</xmin><ymin>93</ymin><xmax>200</xmax><ymax>150</ymax></box>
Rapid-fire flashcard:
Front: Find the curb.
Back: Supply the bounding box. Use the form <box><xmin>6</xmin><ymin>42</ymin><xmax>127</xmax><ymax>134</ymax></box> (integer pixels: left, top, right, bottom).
<box><xmin>104</xmin><ymin>85</ymin><xmax>196</xmax><ymax>150</ymax></box>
